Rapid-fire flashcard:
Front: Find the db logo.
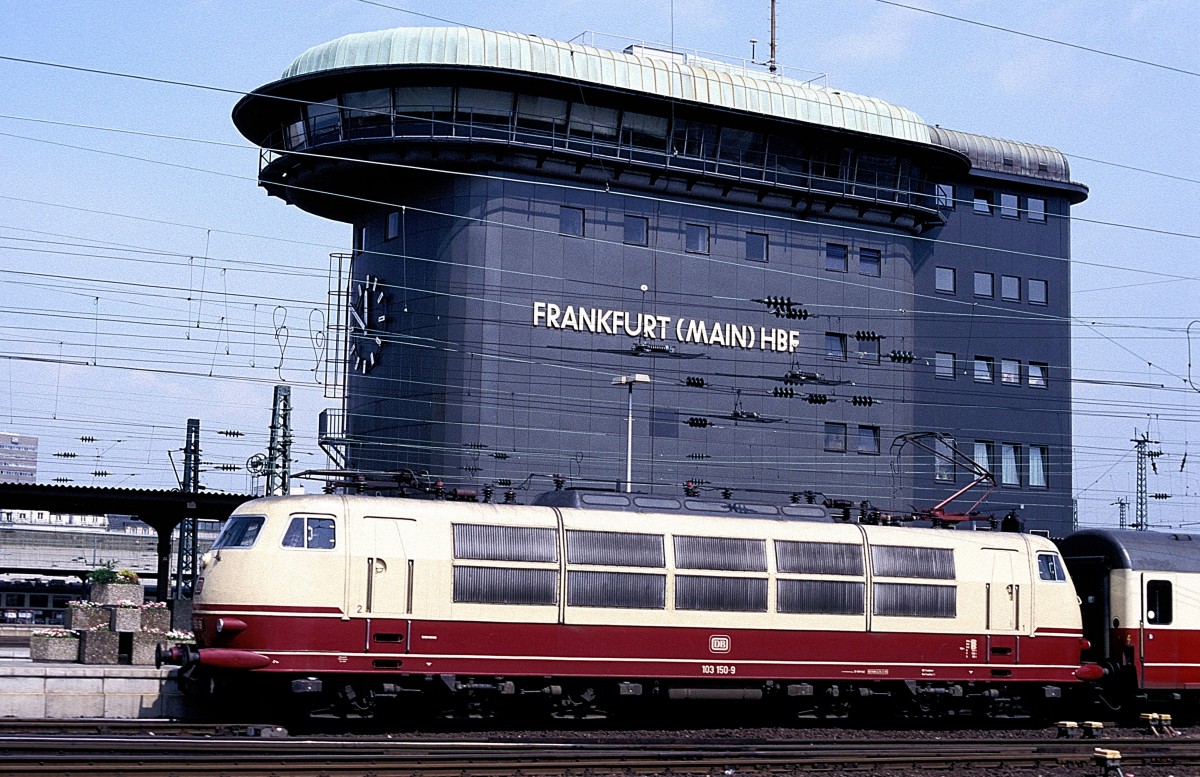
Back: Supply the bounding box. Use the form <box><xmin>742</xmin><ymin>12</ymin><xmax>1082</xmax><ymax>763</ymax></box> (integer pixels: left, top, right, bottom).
<box><xmin>709</xmin><ymin>634</ymin><xmax>731</xmax><ymax>654</ymax></box>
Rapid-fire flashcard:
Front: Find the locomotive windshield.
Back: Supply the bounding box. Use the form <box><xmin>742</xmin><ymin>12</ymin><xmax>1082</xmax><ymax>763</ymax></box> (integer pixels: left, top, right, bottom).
<box><xmin>212</xmin><ymin>515</ymin><xmax>266</xmax><ymax>549</ymax></box>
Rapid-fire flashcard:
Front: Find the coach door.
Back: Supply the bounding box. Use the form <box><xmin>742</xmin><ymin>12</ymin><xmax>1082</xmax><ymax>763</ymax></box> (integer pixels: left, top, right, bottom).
<box><xmin>1140</xmin><ymin>575</ymin><xmax>1176</xmax><ymax>689</ymax></box>
<box><xmin>985</xmin><ymin>549</ymin><xmax>1020</xmax><ymax>664</ymax></box>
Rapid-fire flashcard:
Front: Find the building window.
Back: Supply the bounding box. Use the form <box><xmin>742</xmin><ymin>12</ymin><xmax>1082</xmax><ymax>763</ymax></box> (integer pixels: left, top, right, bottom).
<box><xmin>974</xmin><ymin>271</ymin><xmax>994</xmax><ymax>298</ymax></box>
<box><xmin>824</xmin><ymin>243</ymin><xmax>848</xmax><ymax>272</ymax></box>
<box><xmin>685</xmin><ymin>223</ymin><xmax>709</xmax><ymax>254</ymax></box>
<box><xmin>973</xmin><ymin>188</ymin><xmax>993</xmax><ymax>214</ymax></box>
<box><xmin>935</xmin><ymin>266</ymin><xmax>956</xmax><ymax>294</ymax></box>
<box><xmin>357</xmin><ymin>224</ymin><xmax>368</xmax><ymax>250</ymax></box>
<box><xmin>825</xmin><ymin>332</ymin><xmax>847</xmax><ymax>360</ymax></box>
<box><xmin>386</xmin><ymin>211</ymin><xmax>400</xmax><ymax>240</ymax></box>
<box><xmin>1029</xmin><ymin>445</ymin><xmax>1048</xmax><ymax>488</ymax></box>
<box><xmin>1001</xmin><ymin>443</ymin><xmax>1020</xmax><ymax>486</ymax></box>
<box><xmin>1028</xmin><ymin>278</ymin><xmax>1048</xmax><ymax>305</ymax></box>
<box><xmin>859</xmin><ymin>248</ymin><xmax>882</xmax><ymax>277</ymax></box>
<box><xmin>560</xmin><ymin>206</ymin><xmax>584</xmax><ymax>237</ymax></box>
<box><xmin>858</xmin><ymin>339</ymin><xmax>880</xmax><ymax>364</ymax></box>
<box><xmin>624</xmin><ymin>215</ymin><xmax>648</xmax><ymax>246</ymax></box>
<box><xmin>934</xmin><ymin>351</ymin><xmax>955</xmax><ymax>379</ymax></box>
<box><xmin>1001</xmin><ymin>275</ymin><xmax>1020</xmax><ymax>301</ymax></box>
<box><xmin>973</xmin><ymin>441</ymin><xmax>993</xmax><ymax>473</ymax></box>
<box><xmin>934</xmin><ymin>436</ymin><xmax>955</xmax><ymax>482</ymax></box>
<box><xmin>824</xmin><ymin>422</ymin><xmax>847</xmax><ymax>452</ymax></box>
<box><xmin>857</xmin><ymin>425</ymin><xmax>880</xmax><ymax>455</ymax></box>
<box><xmin>1000</xmin><ymin>193</ymin><xmax>1019</xmax><ymax>219</ymax></box>
<box><xmin>1001</xmin><ymin>359</ymin><xmax>1021</xmax><ymax>385</ymax></box>
<box><xmin>1027</xmin><ymin>197</ymin><xmax>1046</xmax><ymax>223</ymax></box>
<box><xmin>974</xmin><ymin>356</ymin><xmax>994</xmax><ymax>383</ymax></box>
<box><xmin>746</xmin><ymin>232</ymin><xmax>768</xmax><ymax>262</ymax></box>
<box><xmin>935</xmin><ymin>183</ymin><xmax>955</xmax><ymax>209</ymax></box>
<box><xmin>1028</xmin><ymin>362</ymin><xmax>1048</xmax><ymax>388</ymax></box>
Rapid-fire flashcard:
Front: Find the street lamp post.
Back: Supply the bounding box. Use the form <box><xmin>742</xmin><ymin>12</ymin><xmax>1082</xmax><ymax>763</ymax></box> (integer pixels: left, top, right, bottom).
<box><xmin>611</xmin><ymin>373</ymin><xmax>651</xmax><ymax>493</ymax></box>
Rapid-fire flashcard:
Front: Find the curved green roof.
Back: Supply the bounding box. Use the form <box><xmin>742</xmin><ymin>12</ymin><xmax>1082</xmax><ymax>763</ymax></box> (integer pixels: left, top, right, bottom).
<box><xmin>281</xmin><ymin>26</ymin><xmax>931</xmax><ymax>145</ymax></box>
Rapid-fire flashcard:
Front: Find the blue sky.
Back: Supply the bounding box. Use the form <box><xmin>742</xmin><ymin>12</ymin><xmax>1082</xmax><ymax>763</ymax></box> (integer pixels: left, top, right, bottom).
<box><xmin>0</xmin><ymin>1</ymin><xmax>1196</xmax><ymax>529</ymax></box>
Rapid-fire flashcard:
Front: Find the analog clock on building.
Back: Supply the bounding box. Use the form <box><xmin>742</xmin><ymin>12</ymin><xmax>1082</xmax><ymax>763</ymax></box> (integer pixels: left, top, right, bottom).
<box><xmin>348</xmin><ymin>274</ymin><xmax>388</xmax><ymax>373</ymax></box>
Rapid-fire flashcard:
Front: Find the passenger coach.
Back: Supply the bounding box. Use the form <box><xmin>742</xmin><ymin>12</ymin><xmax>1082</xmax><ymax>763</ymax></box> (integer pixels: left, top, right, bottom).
<box><xmin>167</xmin><ymin>493</ymin><xmax>1096</xmax><ymax>719</ymax></box>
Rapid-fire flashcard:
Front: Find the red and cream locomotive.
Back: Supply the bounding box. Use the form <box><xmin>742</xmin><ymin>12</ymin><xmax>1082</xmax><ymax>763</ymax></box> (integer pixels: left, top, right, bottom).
<box><xmin>163</xmin><ymin>490</ymin><xmax>1105</xmax><ymax>720</ymax></box>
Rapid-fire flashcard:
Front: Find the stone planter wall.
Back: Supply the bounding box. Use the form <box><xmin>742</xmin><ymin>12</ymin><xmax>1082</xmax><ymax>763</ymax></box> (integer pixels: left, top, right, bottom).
<box><xmin>130</xmin><ymin>633</ymin><xmax>161</xmax><ymax>665</ymax></box>
<box><xmin>65</xmin><ymin>606</ymin><xmax>109</xmax><ymax>631</ymax></box>
<box><xmin>110</xmin><ymin>608</ymin><xmax>142</xmax><ymax>633</ymax></box>
<box><xmin>79</xmin><ymin>630</ymin><xmax>120</xmax><ymax>665</ymax></box>
<box><xmin>30</xmin><ymin>636</ymin><xmax>80</xmax><ymax>663</ymax></box>
<box><xmin>141</xmin><ymin>609</ymin><xmax>170</xmax><ymax>633</ymax></box>
<box><xmin>89</xmin><ymin>583</ymin><xmax>144</xmax><ymax>606</ymax></box>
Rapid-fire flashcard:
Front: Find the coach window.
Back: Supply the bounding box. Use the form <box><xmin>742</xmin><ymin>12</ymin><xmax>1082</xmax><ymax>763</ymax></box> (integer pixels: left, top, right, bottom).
<box><xmin>211</xmin><ymin>515</ymin><xmax>265</xmax><ymax>549</ymax></box>
<box><xmin>282</xmin><ymin>516</ymin><xmax>336</xmax><ymax>550</ymax></box>
<box><xmin>1146</xmin><ymin>580</ymin><xmax>1173</xmax><ymax>625</ymax></box>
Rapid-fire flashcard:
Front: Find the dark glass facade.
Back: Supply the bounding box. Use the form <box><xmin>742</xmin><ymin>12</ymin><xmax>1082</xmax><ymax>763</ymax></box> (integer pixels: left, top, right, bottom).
<box><xmin>233</xmin><ymin>29</ymin><xmax>1085</xmax><ymax>535</ymax></box>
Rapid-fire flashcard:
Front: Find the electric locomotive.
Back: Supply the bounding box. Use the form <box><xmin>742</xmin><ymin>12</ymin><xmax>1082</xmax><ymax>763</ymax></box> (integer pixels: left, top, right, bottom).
<box><xmin>162</xmin><ymin>491</ymin><xmax>1100</xmax><ymax>720</ymax></box>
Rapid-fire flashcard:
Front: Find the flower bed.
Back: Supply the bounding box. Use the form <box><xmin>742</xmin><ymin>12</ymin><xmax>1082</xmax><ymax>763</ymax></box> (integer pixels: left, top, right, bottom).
<box><xmin>65</xmin><ymin>601</ymin><xmax>108</xmax><ymax>631</ymax></box>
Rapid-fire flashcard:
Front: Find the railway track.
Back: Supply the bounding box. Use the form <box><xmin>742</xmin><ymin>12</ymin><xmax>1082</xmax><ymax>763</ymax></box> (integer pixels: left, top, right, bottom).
<box><xmin>0</xmin><ymin>724</ymin><xmax>1197</xmax><ymax>776</ymax></box>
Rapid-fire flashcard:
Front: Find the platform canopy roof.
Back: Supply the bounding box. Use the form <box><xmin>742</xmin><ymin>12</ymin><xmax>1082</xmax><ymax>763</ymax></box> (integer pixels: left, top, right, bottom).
<box><xmin>280</xmin><ymin>26</ymin><xmax>932</xmax><ymax>145</ymax></box>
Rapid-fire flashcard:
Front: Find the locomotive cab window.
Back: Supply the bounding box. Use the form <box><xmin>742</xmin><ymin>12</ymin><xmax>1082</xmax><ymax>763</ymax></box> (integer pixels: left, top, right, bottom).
<box><xmin>1037</xmin><ymin>553</ymin><xmax>1066</xmax><ymax>581</ymax></box>
<box><xmin>211</xmin><ymin>515</ymin><xmax>265</xmax><ymax>549</ymax></box>
<box><xmin>282</xmin><ymin>516</ymin><xmax>336</xmax><ymax>549</ymax></box>
<box><xmin>1146</xmin><ymin>580</ymin><xmax>1173</xmax><ymax>625</ymax></box>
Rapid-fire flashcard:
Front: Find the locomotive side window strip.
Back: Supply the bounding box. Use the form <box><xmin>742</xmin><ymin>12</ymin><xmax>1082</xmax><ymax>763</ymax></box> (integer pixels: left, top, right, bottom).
<box><xmin>777</xmin><ymin>579</ymin><xmax>865</xmax><ymax>615</ymax></box>
<box><xmin>674</xmin><ymin>535</ymin><xmax>767</xmax><ymax>571</ymax></box>
<box><xmin>567</xmin><ymin>571</ymin><xmax>666</xmax><ymax>609</ymax></box>
<box><xmin>211</xmin><ymin>515</ymin><xmax>265</xmax><ymax>549</ymax></box>
<box><xmin>453</xmin><ymin>524</ymin><xmax>557</xmax><ymax>562</ymax></box>
<box><xmin>676</xmin><ymin>575</ymin><xmax>768</xmax><ymax>612</ymax></box>
<box><xmin>567</xmin><ymin>530</ymin><xmax>665</xmax><ymax>567</ymax></box>
<box><xmin>872</xmin><ymin>545</ymin><xmax>955</xmax><ymax>579</ymax></box>
<box><xmin>776</xmin><ymin>541</ymin><xmax>863</xmax><ymax>575</ymax></box>
<box><xmin>281</xmin><ymin>516</ymin><xmax>336</xmax><ymax>549</ymax></box>
<box><xmin>873</xmin><ymin>582</ymin><xmax>957</xmax><ymax>617</ymax></box>
<box><xmin>452</xmin><ymin>566</ymin><xmax>558</xmax><ymax>605</ymax></box>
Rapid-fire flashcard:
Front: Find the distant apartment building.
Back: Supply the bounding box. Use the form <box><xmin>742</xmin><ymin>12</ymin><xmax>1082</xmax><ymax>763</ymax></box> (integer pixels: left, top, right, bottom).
<box><xmin>0</xmin><ymin>432</ymin><xmax>36</xmax><ymax>483</ymax></box>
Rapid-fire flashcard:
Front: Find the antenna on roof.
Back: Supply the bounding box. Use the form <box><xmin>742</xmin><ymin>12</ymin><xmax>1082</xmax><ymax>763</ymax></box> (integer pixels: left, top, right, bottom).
<box><xmin>750</xmin><ymin>0</ymin><xmax>778</xmax><ymax>73</ymax></box>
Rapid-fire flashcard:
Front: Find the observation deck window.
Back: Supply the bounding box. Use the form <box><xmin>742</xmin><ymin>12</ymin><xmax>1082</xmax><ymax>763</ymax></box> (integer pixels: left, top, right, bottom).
<box><xmin>672</xmin><ymin>119</ymin><xmax>719</xmax><ymax>159</ymax></box>
<box><xmin>620</xmin><ymin>111</ymin><xmax>668</xmax><ymax>150</ymax></box>
<box><xmin>394</xmin><ymin>86</ymin><xmax>453</xmax><ymax>133</ymax></box>
<box><xmin>568</xmin><ymin>104</ymin><xmax>619</xmax><ymax>143</ymax></box>
<box><xmin>306</xmin><ymin>98</ymin><xmax>341</xmax><ymax>144</ymax></box>
<box><xmin>457</xmin><ymin>88</ymin><xmax>514</xmax><ymax>128</ymax></box>
<box><xmin>343</xmin><ymin>89</ymin><xmax>392</xmax><ymax>138</ymax></box>
<box><xmin>516</xmin><ymin>94</ymin><xmax>568</xmax><ymax>135</ymax></box>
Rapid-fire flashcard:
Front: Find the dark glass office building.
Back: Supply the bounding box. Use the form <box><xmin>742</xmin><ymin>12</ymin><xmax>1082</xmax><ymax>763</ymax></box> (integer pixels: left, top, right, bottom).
<box><xmin>233</xmin><ymin>27</ymin><xmax>1086</xmax><ymax>535</ymax></box>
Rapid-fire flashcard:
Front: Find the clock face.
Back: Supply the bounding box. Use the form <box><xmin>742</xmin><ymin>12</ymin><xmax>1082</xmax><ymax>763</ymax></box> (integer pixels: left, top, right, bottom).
<box><xmin>348</xmin><ymin>274</ymin><xmax>387</xmax><ymax>374</ymax></box>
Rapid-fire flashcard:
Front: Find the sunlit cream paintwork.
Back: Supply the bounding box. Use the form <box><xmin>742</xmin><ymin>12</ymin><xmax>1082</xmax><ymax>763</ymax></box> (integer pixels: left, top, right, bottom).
<box><xmin>193</xmin><ymin>495</ymin><xmax>1085</xmax><ymax>685</ymax></box>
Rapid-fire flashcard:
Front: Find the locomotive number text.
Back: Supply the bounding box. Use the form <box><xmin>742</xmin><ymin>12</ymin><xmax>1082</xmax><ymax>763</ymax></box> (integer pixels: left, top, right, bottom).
<box><xmin>700</xmin><ymin>664</ymin><xmax>737</xmax><ymax>675</ymax></box>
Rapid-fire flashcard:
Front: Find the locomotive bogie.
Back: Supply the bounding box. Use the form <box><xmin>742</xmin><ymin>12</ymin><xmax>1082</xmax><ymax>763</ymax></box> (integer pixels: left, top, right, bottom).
<box><xmin>178</xmin><ymin>494</ymin><xmax>1096</xmax><ymax>721</ymax></box>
